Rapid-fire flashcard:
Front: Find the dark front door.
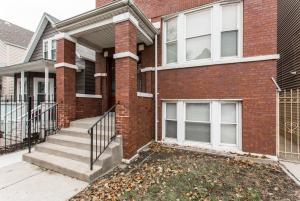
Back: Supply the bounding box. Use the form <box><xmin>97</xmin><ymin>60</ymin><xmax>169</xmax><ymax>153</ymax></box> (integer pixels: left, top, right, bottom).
<box><xmin>107</xmin><ymin>58</ymin><xmax>115</xmax><ymax>109</ymax></box>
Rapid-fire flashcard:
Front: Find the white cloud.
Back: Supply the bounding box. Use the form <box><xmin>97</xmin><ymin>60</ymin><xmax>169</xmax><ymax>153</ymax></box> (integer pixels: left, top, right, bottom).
<box><xmin>0</xmin><ymin>0</ymin><xmax>95</xmax><ymax>31</ymax></box>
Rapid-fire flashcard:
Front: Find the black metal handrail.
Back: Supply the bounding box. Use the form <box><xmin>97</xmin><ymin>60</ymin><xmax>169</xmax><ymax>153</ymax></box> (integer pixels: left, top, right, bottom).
<box><xmin>88</xmin><ymin>104</ymin><xmax>116</xmax><ymax>170</ymax></box>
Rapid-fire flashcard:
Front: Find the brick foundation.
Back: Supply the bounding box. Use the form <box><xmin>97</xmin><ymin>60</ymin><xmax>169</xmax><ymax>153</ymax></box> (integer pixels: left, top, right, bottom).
<box><xmin>76</xmin><ymin>97</ymin><xmax>102</xmax><ymax>119</ymax></box>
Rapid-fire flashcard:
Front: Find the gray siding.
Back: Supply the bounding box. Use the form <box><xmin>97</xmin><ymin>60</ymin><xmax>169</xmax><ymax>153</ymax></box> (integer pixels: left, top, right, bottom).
<box><xmin>29</xmin><ymin>22</ymin><xmax>58</xmax><ymax>62</ymax></box>
<box><xmin>278</xmin><ymin>0</ymin><xmax>300</xmax><ymax>89</ymax></box>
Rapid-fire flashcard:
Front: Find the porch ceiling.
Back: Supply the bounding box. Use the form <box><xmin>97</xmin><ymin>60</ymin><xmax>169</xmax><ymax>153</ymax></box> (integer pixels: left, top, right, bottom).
<box><xmin>55</xmin><ymin>0</ymin><xmax>159</xmax><ymax>50</ymax></box>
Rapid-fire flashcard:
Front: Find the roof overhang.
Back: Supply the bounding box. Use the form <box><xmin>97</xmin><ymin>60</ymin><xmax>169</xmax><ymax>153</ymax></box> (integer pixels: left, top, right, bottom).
<box><xmin>0</xmin><ymin>60</ymin><xmax>55</xmax><ymax>76</ymax></box>
<box><xmin>55</xmin><ymin>0</ymin><xmax>159</xmax><ymax>50</ymax></box>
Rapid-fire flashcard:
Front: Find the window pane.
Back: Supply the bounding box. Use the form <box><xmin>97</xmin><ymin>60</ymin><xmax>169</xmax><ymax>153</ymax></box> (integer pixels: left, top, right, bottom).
<box><xmin>44</xmin><ymin>51</ymin><xmax>48</xmax><ymax>59</ymax></box>
<box><xmin>186</xmin><ymin>103</ymin><xmax>210</xmax><ymax>122</ymax></box>
<box><xmin>52</xmin><ymin>40</ymin><xmax>56</xmax><ymax>49</ymax></box>
<box><xmin>185</xmin><ymin>122</ymin><xmax>210</xmax><ymax>143</ymax></box>
<box><xmin>166</xmin><ymin>103</ymin><xmax>177</xmax><ymax>120</ymax></box>
<box><xmin>221</xmin><ymin>103</ymin><xmax>236</xmax><ymax>123</ymax></box>
<box><xmin>186</xmin><ymin>8</ymin><xmax>211</xmax><ymax>38</ymax></box>
<box><xmin>221</xmin><ymin>124</ymin><xmax>237</xmax><ymax>144</ymax></box>
<box><xmin>167</xmin><ymin>42</ymin><xmax>177</xmax><ymax>63</ymax></box>
<box><xmin>166</xmin><ymin>120</ymin><xmax>177</xmax><ymax>139</ymax></box>
<box><xmin>186</xmin><ymin>35</ymin><xmax>211</xmax><ymax>60</ymax></box>
<box><xmin>221</xmin><ymin>31</ymin><xmax>238</xmax><ymax>57</ymax></box>
<box><xmin>166</xmin><ymin>18</ymin><xmax>177</xmax><ymax>42</ymax></box>
<box><xmin>222</xmin><ymin>4</ymin><xmax>238</xmax><ymax>31</ymax></box>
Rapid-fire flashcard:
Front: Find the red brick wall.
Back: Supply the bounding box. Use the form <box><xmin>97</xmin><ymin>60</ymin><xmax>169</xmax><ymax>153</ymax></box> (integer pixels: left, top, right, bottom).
<box><xmin>157</xmin><ymin>60</ymin><xmax>277</xmax><ymax>155</ymax></box>
<box><xmin>76</xmin><ymin>97</ymin><xmax>102</xmax><ymax>119</ymax></box>
<box><xmin>136</xmin><ymin>97</ymin><xmax>154</xmax><ymax>148</ymax></box>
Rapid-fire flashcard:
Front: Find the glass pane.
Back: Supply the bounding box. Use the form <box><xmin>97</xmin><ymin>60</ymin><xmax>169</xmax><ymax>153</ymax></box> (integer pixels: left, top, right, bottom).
<box><xmin>221</xmin><ymin>31</ymin><xmax>238</xmax><ymax>57</ymax></box>
<box><xmin>221</xmin><ymin>124</ymin><xmax>237</xmax><ymax>144</ymax></box>
<box><xmin>166</xmin><ymin>103</ymin><xmax>177</xmax><ymax>120</ymax></box>
<box><xmin>52</xmin><ymin>40</ymin><xmax>56</xmax><ymax>49</ymax></box>
<box><xmin>38</xmin><ymin>82</ymin><xmax>45</xmax><ymax>94</ymax></box>
<box><xmin>166</xmin><ymin>18</ymin><xmax>177</xmax><ymax>42</ymax></box>
<box><xmin>186</xmin><ymin>103</ymin><xmax>210</xmax><ymax>122</ymax></box>
<box><xmin>221</xmin><ymin>103</ymin><xmax>236</xmax><ymax>123</ymax></box>
<box><xmin>222</xmin><ymin>4</ymin><xmax>238</xmax><ymax>31</ymax></box>
<box><xmin>44</xmin><ymin>51</ymin><xmax>48</xmax><ymax>59</ymax></box>
<box><xmin>166</xmin><ymin>120</ymin><xmax>177</xmax><ymax>139</ymax></box>
<box><xmin>186</xmin><ymin>8</ymin><xmax>211</xmax><ymax>38</ymax></box>
<box><xmin>167</xmin><ymin>42</ymin><xmax>177</xmax><ymax>63</ymax></box>
<box><xmin>52</xmin><ymin>50</ymin><xmax>56</xmax><ymax>61</ymax></box>
<box><xmin>186</xmin><ymin>35</ymin><xmax>211</xmax><ymax>60</ymax></box>
<box><xmin>185</xmin><ymin>122</ymin><xmax>210</xmax><ymax>143</ymax></box>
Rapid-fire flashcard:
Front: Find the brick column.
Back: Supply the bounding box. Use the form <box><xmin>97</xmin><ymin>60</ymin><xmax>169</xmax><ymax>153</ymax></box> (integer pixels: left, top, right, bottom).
<box><xmin>114</xmin><ymin>21</ymin><xmax>138</xmax><ymax>159</ymax></box>
<box><xmin>95</xmin><ymin>52</ymin><xmax>108</xmax><ymax>113</ymax></box>
<box><xmin>55</xmin><ymin>38</ymin><xmax>76</xmax><ymax>128</ymax></box>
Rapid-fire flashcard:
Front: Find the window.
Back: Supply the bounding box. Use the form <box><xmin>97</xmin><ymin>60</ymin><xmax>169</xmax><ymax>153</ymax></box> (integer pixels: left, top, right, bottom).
<box><xmin>43</xmin><ymin>41</ymin><xmax>49</xmax><ymax>60</ymax></box>
<box><xmin>221</xmin><ymin>103</ymin><xmax>237</xmax><ymax>145</ymax></box>
<box><xmin>221</xmin><ymin>4</ymin><xmax>239</xmax><ymax>57</ymax></box>
<box><xmin>51</xmin><ymin>40</ymin><xmax>57</xmax><ymax>61</ymax></box>
<box><xmin>165</xmin><ymin>17</ymin><xmax>178</xmax><ymax>64</ymax></box>
<box><xmin>165</xmin><ymin>103</ymin><xmax>177</xmax><ymax>139</ymax></box>
<box><xmin>43</xmin><ymin>38</ymin><xmax>56</xmax><ymax>61</ymax></box>
<box><xmin>163</xmin><ymin>2</ymin><xmax>242</xmax><ymax>65</ymax></box>
<box><xmin>163</xmin><ymin>101</ymin><xmax>241</xmax><ymax>150</ymax></box>
<box><xmin>186</xmin><ymin>9</ymin><xmax>212</xmax><ymax>61</ymax></box>
<box><xmin>185</xmin><ymin>103</ymin><xmax>211</xmax><ymax>143</ymax></box>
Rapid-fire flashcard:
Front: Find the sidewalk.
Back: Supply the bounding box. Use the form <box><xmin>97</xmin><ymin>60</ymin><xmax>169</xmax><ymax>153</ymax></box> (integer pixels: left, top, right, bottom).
<box><xmin>0</xmin><ymin>162</ymin><xmax>87</xmax><ymax>201</ymax></box>
<box><xmin>280</xmin><ymin>161</ymin><xmax>300</xmax><ymax>186</ymax></box>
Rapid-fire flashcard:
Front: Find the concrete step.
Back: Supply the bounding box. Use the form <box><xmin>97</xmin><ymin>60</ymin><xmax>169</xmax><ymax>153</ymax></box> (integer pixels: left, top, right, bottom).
<box><xmin>47</xmin><ymin>134</ymin><xmax>110</xmax><ymax>151</ymax></box>
<box><xmin>23</xmin><ymin>152</ymin><xmax>104</xmax><ymax>183</ymax></box>
<box><xmin>59</xmin><ymin>129</ymin><xmax>115</xmax><ymax>139</ymax></box>
<box><xmin>69</xmin><ymin>121</ymin><xmax>115</xmax><ymax>130</ymax></box>
<box><xmin>34</xmin><ymin>142</ymin><xmax>111</xmax><ymax>165</ymax></box>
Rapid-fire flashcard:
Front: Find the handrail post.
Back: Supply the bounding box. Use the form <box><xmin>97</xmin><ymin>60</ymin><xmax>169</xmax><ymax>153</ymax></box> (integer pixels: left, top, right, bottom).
<box><xmin>90</xmin><ymin>128</ymin><xmax>93</xmax><ymax>171</ymax></box>
<box><xmin>27</xmin><ymin>96</ymin><xmax>32</xmax><ymax>153</ymax></box>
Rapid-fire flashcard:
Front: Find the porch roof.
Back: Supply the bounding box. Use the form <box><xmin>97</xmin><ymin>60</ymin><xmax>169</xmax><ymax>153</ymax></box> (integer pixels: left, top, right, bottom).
<box><xmin>54</xmin><ymin>0</ymin><xmax>159</xmax><ymax>50</ymax></box>
<box><xmin>0</xmin><ymin>60</ymin><xmax>55</xmax><ymax>76</ymax></box>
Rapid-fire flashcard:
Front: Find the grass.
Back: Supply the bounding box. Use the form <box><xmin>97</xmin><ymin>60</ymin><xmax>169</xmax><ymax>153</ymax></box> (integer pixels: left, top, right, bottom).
<box><xmin>70</xmin><ymin>144</ymin><xmax>300</xmax><ymax>201</ymax></box>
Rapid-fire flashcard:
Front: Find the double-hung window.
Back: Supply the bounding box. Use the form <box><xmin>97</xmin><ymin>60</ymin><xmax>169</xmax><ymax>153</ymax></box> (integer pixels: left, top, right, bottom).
<box><xmin>43</xmin><ymin>41</ymin><xmax>49</xmax><ymax>60</ymax></box>
<box><xmin>51</xmin><ymin>40</ymin><xmax>57</xmax><ymax>61</ymax></box>
<box><xmin>221</xmin><ymin>4</ymin><xmax>239</xmax><ymax>57</ymax></box>
<box><xmin>186</xmin><ymin>8</ymin><xmax>212</xmax><ymax>61</ymax></box>
<box><xmin>221</xmin><ymin>103</ymin><xmax>238</xmax><ymax>145</ymax></box>
<box><xmin>165</xmin><ymin>17</ymin><xmax>178</xmax><ymax>64</ymax></box>
<box><xmin>164</xmin><ymin>2</ymin><xmax>242</xmax><ymax>65</ymax></box>
<box><xmin>43</xmin><ymin>38</ymin><xmax>56</xmax><ymax>61</ymax></box>
<box><xmin>165</xmin><ymin>103</ymin><xmax>177</xmax><ymax>139</ymax></box>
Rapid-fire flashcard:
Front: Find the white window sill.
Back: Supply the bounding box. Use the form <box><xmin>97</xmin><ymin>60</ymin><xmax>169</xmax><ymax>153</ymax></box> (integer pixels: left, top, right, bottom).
<box><xmin>76</xmin><ymin>94</ymin><xmax>102</xmax><ymax>99</ymax></box>
<box><xmin>137</xmin><ymin>92</ymin><xmax>153</xmax><ymax>98</ymax></box>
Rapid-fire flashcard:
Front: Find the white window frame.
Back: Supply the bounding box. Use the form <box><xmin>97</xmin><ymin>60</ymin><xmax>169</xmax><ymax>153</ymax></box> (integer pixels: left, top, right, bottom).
<box><xmin>162</xmin><ymin>0</ymin><xmax>243</xmax><ymax>66</ymax></box>
<box><xmin>162</xmin><ymin>100</ymin><xmax>242</xmax><ymax>152</ymax></box>
<box><xmin>163</xmin><ymin>17</ymin><xmax>178</xmax><ymax>65</ymax></box>
<box><xmin>43</xmin><ymin>37</ymin><xmax>56</xmax><ymax>61</ymax></box>
<box><xmin>162</xmin><ymin>101</ymin><xmax>179</xmax><ymax>143</ymax></box>
<box><xmin>16</xmin><ymin>78</ymin><xmax>28</xmax><ymax>99</ymax></box>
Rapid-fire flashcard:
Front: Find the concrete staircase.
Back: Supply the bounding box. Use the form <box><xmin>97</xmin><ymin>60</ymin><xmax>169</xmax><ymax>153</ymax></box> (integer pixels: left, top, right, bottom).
<box><xmin>23</xmin><ymin>117</ymin><xmax>123</xmax><ymax>183</ymax></box>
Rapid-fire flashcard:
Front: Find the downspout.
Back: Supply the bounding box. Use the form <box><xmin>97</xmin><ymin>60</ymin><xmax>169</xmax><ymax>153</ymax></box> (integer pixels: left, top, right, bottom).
<box><xmin>155</xmin><ymin>34</ymin><xmax>158</xmax><ymax>142</ymax></box>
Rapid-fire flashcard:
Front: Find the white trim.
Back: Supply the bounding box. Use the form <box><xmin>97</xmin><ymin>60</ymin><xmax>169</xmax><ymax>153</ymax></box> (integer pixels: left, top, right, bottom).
<box><xmin>162</xmin><ymin>98</ymin><xmax>243</xmax><ymax>101</ymax></box>
<box><xmin>140</xmin><ymin>54</ymin><xmax>280</xmax><ymax>72</ymax></box>
<box><xmin>54</xmin><ymin>62</ymin><xmax>78</xmax><ymax>70</ymax></box>
<box><xmin>137</xmin><ymin>141</ymin><xmax>153</xmax><ymax>153</ymax></box>
<box><xmin>76</xmin><ymin>94</ymin><xmax>102</xmax><ymax>99</ymax></box>
<box><xmin>94</xmin><ymin>73</ymin><xmax>107</xmax><ymax>77</ymax></box>
<box><xmin>122</xmin><ymin>154</ymin><xmax>139</xmax><ymax>164</ymax></box>
<box><xmin>68</xmin><ymin>18</ymin><xmax>113</xmax><ymax>36</ymax></box>
<box><xmin>113</xmin><ymin>52</ymin><xmax>139</xmax><ymax>61</ymax></box>
<box><xmin>137</xmin><ymin>92</ymin><xmax>153</xmax><ymax>98</ymax></box>
<box><xmin>152</xmin><ymin>21</ymin><xmax>161</xmax><ymax>29</ymax></box>
<box><xmin>113</xmin><ymin>12</ymin><xmax>139</xmax><ymax>26</ymax></box>
<box><xmin>55</xmin><ymin>33</ymin><xmax>77</xmax><ymax>43</ymax></box>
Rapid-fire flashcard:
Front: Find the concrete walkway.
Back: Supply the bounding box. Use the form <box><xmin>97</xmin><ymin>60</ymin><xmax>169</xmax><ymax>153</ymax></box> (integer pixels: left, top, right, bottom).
<box><xmin>280</xmin><ymin>161</ymin><xmax>300</xmax><ymax>186</ymax></box>
<box><xmin>0</xmin><ymin>162</ymin><xmax>88</xmax><ymax>201</ymax></box>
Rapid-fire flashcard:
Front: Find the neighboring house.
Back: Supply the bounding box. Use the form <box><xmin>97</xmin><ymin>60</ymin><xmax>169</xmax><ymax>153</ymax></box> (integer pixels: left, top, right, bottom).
<box><xmin>0</xmin><ymin>19</ymin><xmax>33</xmax><ymax>96</ymax></box>
<box><xmin>2</xmin><ymin>0</ymin><xmax>280</xmax><ymax>181</ymax></box>
<box><xmin>0</xmin><ymin>13</ymin><xmax>96</xmax><ymax>104</ymax></box>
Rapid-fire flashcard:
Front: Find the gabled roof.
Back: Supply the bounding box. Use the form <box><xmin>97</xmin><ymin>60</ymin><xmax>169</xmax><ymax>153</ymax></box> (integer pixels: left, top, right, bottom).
<box><xmin>0</xmin><ymin>19</ymin><xmax>33</xmax><ymax>48</ymax></box>
<box><xmin>23</xmin><ymin>13</ymin><xmax>60</xmax><ymax>63</ymax></box>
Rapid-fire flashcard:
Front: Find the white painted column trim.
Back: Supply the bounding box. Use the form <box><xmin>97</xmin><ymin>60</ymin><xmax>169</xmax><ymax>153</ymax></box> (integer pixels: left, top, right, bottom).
<box><xmin>113</xmin><ymin>52</ymin><xmax>139</xmax><ymax>61</ymax></box>
<box><xmin>76</xmin><ymin>94</ymin><xmax>102</xmax><ymax>99</ymax></box>
<box><xmin>55</xmin><ymin>33</ymin><xmax>77</xmax><ymax>43</ymax></box>
<box><xmin>54</xmin><ymin>62</ymin><xmax>78</xmax><ymax>70</ymax></box>
<box><xmin>137</xmin><ymin>92</ymin><xmax>153</xmax><ymax>98</ymax></box>
<box><xmin>45</xmin><ymin>66</ymin><xmax>49</xmax><ymax>102</ymax></box>
<box><xmin>20</xmin><ymin>71</ymin><xmax>25</xmax><ymax>100</ymax></box>
<box><xmin>94</xmin><ymin>73</ymin><xmax>107</xmax><ymax>77</ymax></box>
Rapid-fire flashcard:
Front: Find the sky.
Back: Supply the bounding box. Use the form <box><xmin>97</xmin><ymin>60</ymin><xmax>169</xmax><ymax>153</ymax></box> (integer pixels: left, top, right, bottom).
<box><xmin>0</xmin><ymin>0</ymin><xmax>95</xmax><ymax>32</ymax></box>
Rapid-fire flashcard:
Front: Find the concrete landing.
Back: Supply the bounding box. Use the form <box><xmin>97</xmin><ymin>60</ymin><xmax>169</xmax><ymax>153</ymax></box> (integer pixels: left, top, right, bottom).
<box><xmin>0</xmin><ymin>162</ymin><xmax>87</xmax><ymax>201</ymax></box>
<box><xmin>280</xmin><ymin>161</ymin><xmax>300</xmax><ymax>186</ymax></box>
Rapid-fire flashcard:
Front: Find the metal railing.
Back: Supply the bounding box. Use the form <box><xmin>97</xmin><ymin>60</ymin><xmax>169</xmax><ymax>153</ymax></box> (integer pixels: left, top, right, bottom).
<box><xmin>0</xmin><ymin>95</ymin><xmax>59</xmax><ymax>154</ymax></box>
<box><xmin>88</xmin><ymin>104</ymin><xmax>116</xmax><ymax>170</ymax></box>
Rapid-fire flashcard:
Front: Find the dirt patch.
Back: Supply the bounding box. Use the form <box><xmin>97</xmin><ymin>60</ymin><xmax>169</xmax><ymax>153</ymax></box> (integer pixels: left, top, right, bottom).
<box><xmin>70</xmin><ymin>143</ymin><xmax>300</xmax><ymax>201</ymax></box>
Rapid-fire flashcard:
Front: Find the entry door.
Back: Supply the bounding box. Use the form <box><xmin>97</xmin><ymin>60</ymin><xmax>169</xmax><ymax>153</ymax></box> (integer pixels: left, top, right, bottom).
<box><xmin>33</xmin><ymin>78</ymin><xmax>54</xmax><ymax>106</ymax></box>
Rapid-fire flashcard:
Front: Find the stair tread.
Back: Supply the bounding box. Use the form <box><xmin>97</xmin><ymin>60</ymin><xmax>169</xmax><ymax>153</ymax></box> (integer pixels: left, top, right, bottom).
<box><xmin>48</xmin><ymin>134</ymin><xmax>105</xmax><ymax>144</ymax></box>
<box><xmin>36</xmin><ymin>142</ymin><xmax>112</xmax><ymax>159</ymax></box>
<box><xmin>24</xmin><ymin>151</ymin><xmax>101</xmax><ymax>174</ymax></box>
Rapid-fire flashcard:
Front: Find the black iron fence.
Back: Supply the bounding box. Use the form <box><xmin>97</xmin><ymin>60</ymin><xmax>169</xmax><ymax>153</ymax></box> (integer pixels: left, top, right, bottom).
<box><xmin>0</xmin><ymin>95</ymin><xmax>59</xmax><ymax>154</ymax></box>
<box><xmin>88</xmin><ymin>104</ymin><xmax>116</xmax><ymax>170</ymax></box>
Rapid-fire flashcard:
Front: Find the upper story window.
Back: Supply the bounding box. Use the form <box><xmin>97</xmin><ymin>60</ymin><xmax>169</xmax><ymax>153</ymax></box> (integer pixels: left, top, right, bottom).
<box><xmin>43</xmin><ymin>38</ymin><xmax>56</xmax><ymax>61</ymax></box>
<box><xmin>163</xmin><ymin>2</ymin><xmax>242</xmax><ymax>65</ymax></box>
